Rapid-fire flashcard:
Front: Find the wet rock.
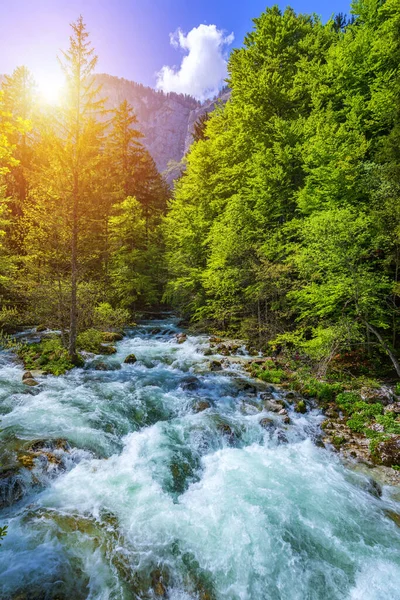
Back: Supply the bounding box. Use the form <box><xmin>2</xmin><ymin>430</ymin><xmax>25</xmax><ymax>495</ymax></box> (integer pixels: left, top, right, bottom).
<box><xmin>102</xmin><ymin>331</ymin><xmax>124</xmax><ymax>342</ymax></box>
<box><xmin>264</xmin><ymin>400</ymin><xmax>283</xmax><ymax>413</ymax></box>
<box><xmin>151</xmin><ymin>569</ymin><xmax>168</xmax><ymax>597</ymax></box>
<box><xmin>374</xmin><ymin>436</ymin><xmax>400</xmax><ymax>467</ymax></box>
<box><xmin>385</xmin><ymin>510</ymin><xmax>400</xmax><ymax>527</ymax></box>
<box><xmin>194</xmin><ymin>400</ymin><xmax>211</xmax><ymax>413</ymax></box>
<box><xmin>23</xmin><ymin>378</ymin><xmax>39</xmax><ymax>387</ymax></box>
<box><xmin>209</xmin><ymin>336</ymin><xmax>222</xmax><ymax>344</ymax></box>
<box><xmin>0</xmin><ymin>468</ymin><xmax>25</xmax><ymax>508</ymax></box>
<box><xmin>278</xmin><ymin>408</ymin><xmax>288</xmax><ymax>417</ymax></box>
<box><xmin>217</xmin><ymin>344</ymin><xmax>230</xmax><ymax>356</ymax></box>
<box><xmin>151</xmin><ymin>328</ymin><xmax>162</xmax><ymax>335</ymax></box>
<box><xmin>285</xmin><ymin>391</ymin><xmax>297</xmax><ymax>402</ymax></box>
<box><xmin>235</xmin><ymin>380</ymin><xmax>257</xmax><ymax>395</ymax></box>
<box><xmin>99</xmin><ymin>344</ymin><xmax>117</xmax><ymax>355</ymax></box>
<box><xmin>210</xmin><ymin>360</ymin><xmax>222</xmax><ymax>371</ymax></box>
<box><xmin>365</xmin><ymin>478</ymin><xmax>383</xmax><ymax>498</ymax></box>
<box><xmin>259</xmin><ymin>417</ymin><xmax>275</xmax><ymax>430</ymax></box>
<box><xmin>283</xmin><ymin>416</ymin><xmax>291</xmax><ymax>424</ymax></box>
<box><xmin>295</xmin><ymin>400</ymin><xmax>307</xmax><ymax>414</ymax></box>
<box><xmin>124</xmin><ymin>353</ymin><xmax>137</xmax><ymax>364</ymax></box>
<box><xmin>260</xmin><ymin>386</ymin><xmax>276</xmax><ymax>396</ymax></box>
<box><xmin>36</xmin><ymin>324</ymin><xmax>47</xmax><ymax>332</ymax></box>
<box><xmin>217</xmin><ymin>423</ymin><xmax>235</xmax><ymax>441</ymax></box>
<box><xmin>22</xmin><ymin>371</ymin><xmax>33</xmax><ymax>381</ymax></box>
<box><xmin>277</xmin><ymin>430</ymin><xmax>288</xmax><ymax>444</ymax></box>
<box><xmin>181</xmin><ymin>376</ymin><xmax>200</xmax><ymax>391</ymax></box>
<box><xmin>177</xmin><ymin>333</ymin><xmax>187</xmax><ymax>344</ymax></box>
<box><xmin>91</xmin><ymin>359</ymin><xmax>121</xmax><ymax>371</ymax></box>
<box><xmin>203</xmin><ymin>348</ymin><xmax>213</xmax><ymax>356</ymax></box>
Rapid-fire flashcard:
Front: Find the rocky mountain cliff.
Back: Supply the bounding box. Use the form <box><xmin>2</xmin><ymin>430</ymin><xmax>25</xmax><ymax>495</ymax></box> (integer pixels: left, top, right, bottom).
<box><xmin>1</xmin><ymin>72</ymin><xmax>229</xmax><ymax>179</ymax></box>
<box><xmin>95</xmin><ymin>74</ymin><xmax>230</xmax><ymax>176</ymax></box>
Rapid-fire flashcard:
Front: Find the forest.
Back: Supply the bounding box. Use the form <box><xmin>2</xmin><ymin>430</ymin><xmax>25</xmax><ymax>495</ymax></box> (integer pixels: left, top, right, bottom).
<box><xmin>1</xmin><ymin>1</ymin><xmax>400</xmax><ymax>597</ymax></box>
<box><xmin>1</xmin><ymin>0</ymin><xmax>400</xmax><ymax>381</ymax></box>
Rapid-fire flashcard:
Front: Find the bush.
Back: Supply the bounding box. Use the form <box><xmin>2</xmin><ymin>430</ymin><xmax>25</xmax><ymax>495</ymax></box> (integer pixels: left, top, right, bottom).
<box><xmin>93</xmin><ymin>303</ymin><xmax>130</xmax><ymax>330</ymax></box>
<box><xmin>336</xmin><ymin>392</ymin><xmax>361</xmax><ymax>414</ymax></box>
<box><xmin>77</xmin><ymin>329</ymin><xmax>104</xmax><ymax>353</ymax></box>
<box><xmin>18</xmin><ymin>336</ymin><xmax>79</xmax><ymax>375</ymax></box>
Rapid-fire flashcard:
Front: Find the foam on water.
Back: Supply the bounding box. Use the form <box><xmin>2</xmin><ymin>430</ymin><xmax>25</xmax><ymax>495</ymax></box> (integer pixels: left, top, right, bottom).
<box><xmin>1</xmin><ymin>320</ymin><xmax>400</xmax><ymax>599</ymax></box>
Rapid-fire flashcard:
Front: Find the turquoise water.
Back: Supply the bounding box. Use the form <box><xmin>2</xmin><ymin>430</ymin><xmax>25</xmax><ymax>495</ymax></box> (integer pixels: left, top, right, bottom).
<box><xmin>0</xmin><ymin>320</ymin><xmax>400</xmax><ymax>599</ymax></box>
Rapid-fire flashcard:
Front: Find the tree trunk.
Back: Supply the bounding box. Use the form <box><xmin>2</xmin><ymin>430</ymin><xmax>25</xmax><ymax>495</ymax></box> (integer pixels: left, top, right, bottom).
<box><xmin>365</xmin><ymin>321</ymin><xmax>400</xmax><ymax>378</ymax></box>
<box><xmin>68</xmin><ymin>174</ymin><xmax>79</xmax><ymax>363</ymax></box>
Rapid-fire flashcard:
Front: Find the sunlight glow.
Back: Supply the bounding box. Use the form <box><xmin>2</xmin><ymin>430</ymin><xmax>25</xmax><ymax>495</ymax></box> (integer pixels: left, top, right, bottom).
<box><xmin>36</xmin><ymin>70</ymin><xmax>65</xmax><ymax>105</ymax></box>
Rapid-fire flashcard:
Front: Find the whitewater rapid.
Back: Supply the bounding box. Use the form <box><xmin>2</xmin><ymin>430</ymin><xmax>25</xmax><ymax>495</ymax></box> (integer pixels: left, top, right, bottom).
<box><xmin>0</xmin><ymin>320</ymin><xmax>400</xmax><ymax>599</ymax></box>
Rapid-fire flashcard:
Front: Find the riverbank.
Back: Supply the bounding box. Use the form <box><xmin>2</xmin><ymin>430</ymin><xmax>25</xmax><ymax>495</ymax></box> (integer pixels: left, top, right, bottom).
<box><xmin>201</xmin><ymin>335</ymin><xmax>400</xmax><ymax>487</ymax></box>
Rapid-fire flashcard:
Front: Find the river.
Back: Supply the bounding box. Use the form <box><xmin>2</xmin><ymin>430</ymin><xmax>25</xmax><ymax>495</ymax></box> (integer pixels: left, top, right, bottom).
<box><xmin>0</xmin><ymin>319</ymin><xmax>400</xmax><ymax>599</ymax></box>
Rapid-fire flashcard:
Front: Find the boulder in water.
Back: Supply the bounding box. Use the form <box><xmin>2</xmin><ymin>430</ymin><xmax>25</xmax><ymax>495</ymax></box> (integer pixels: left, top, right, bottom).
<box><xmin>194</xmin><ymin>400</ymin><xmax>211</xmax><ymax>413</ymax></box>
<box><xmin>259</xmin><ymin>417</ymin><xmax>275</xmax><ymax>430</ymax></box>
<box><xmin>102</xmin><ymin>331</ymin><xmax>124</xmax><ymax>342</ymax></box>
<box><xmin>176</xmin><ymin>333</ymin><xmax>187</xmax><ymax>344</ymax></box>
<box><xmin>181</xmin><ymin>376</ymin><xmax>200</xmax><ymax>391</ymax></box>
<box><xmin>124</xmin><ymin>353</ymin><xmax>137</xmax><ymax>364</ymax></box>
<box><xmin>99</xmin><ymin>344</ymin><xmax>117</xmax><ymax>355</ymax></box>
<box><xmin>91</xmin><ymin>359</ymin><xmax>121</xmax><ymax>371</ymax></box>
<box><xmin>36</xmin><ymin>324</ymin><xmax>47</xmax><ymax>332</ymax></box>
<box><xmin>210</xmin><ymin>360</ymin><xmax>222</xmax><ymax>371</ymax></box>
<box><xmin>23</xmin><ymin>378</ymin><xmax>39</xmax><ymax>387</ymax></box>
<box><xmin>22</xmin><ymin>371</ymin><xmax>33</xmax><ymax>381</ymax></box>
<box><xmin>295</xmin><ymin>400</ymin><xmax>307</xmax><ymax>414</ymax></box>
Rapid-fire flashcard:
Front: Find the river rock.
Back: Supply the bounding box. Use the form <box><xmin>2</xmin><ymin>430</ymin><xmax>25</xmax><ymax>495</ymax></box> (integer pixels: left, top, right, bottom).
<box><xmin>264</xmin><ymin>400</ymin><xmax>283</xmax><ymax>413</ymax></box>
<box><xmin>259</xmin><ymin>417</ymin><xmax>275</xmax><ymax>430</ymax></box>
<box><xmin>124</xmin><ymin>354</ymin><xmax>137</xmax><ymax>364</ymax></box>
<box><xmin>23</xmin><ymin>378</ymin><xmax>39</xmax><ymax>387</ymax></box>
<box><xmin>210</xmin><ymin>360</ymin><xmax>222</xmax><ymax>371</ymax></box>
<box><xmin>194</xmin><ymin>400</ymin><xmax>211</xmax><ymax>412</ymax></box>
<box><xmin>176</xmin><ymin>333</ymin><xmax>187</xmax><ymax>344</ymax></box>
<box><xmin>102</xmin><ymin>331</ymin><xmax>124</xmax><ymax>342</ymax></box>
<box><xmin>203</xmin><ymin>348</ymin><xmax>213</xmax><ymax>356</ymax></box>
<box><xmin>36</xmin><ymin>324</ymin><xmax>47</xmax><ymax>332</ymax></box>
<box><xmin>22</xmin><ymin>371</ymin><xmax>33</xmax><ymax>381</ymax></box>
<box><xmin>92</xmin><ymin>360</ymin><xmax>121</xmax><ymax>371</ymax></box>
<box><xmin>99</xmin><ymin>344</ymin><xmax>117</xmax><ymax>355</ymax></box>
<box><xmin>181</xmin><ymin>376</ymin><xmax>200</xmax><ymax>391</ymax></box>
<box><xmin>295</xmin><ymin>400</ymin><xmax>307</xmax><ymax>414</ymax></box>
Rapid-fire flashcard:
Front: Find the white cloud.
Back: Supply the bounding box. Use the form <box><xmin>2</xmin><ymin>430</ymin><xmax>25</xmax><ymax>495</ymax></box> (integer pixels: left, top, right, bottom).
<box><xmin>156</xmin><ymin>24</ymin><xmax>234</xmax><ymax>102</ymax></box>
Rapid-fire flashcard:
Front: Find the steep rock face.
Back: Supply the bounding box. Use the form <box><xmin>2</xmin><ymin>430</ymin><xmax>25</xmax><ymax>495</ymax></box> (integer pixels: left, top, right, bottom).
<box><xmin>96</xmin><ymin>74</ymin><xmax>200</xmax><ymax>173</ymax></box>
<box><xmin>96</xmin><ymin>74</ymin><xmax>230</xmax><ymax>176</ymax></box>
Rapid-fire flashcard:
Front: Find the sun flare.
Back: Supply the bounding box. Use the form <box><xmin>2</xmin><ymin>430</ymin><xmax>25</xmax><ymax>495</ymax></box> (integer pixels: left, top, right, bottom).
<box><xmin>36</xmin><ymin>71</ymin><xmax>65</xmax><ymax>105</ymax></box>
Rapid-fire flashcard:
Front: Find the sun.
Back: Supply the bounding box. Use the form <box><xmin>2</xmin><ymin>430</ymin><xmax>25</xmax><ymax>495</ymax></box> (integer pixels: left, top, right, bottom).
<box><xmin>36</xmin><ymin>71</ymin><xmax>65</xmax><ymax>105</ymax></box>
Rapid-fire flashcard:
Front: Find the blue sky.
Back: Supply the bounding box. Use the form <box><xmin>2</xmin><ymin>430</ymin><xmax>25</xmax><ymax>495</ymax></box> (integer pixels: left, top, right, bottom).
<box><xmin>0</xmin><ymin>0</ymin><xmax>352</xmax><ymax>98</ymax></box>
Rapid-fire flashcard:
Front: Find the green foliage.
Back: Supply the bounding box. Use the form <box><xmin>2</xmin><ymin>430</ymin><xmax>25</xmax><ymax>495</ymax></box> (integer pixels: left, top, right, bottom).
<box><xmin>395</xmin><ymin>383</ymin><xmax>400</xmax><ymax>395</ymax></box>
<box><xmin>0</xmin><ymin>525</ymin><xmax>7</xmax><ymax>545</ymax></box>
<box><xmin>18</xmin><ymin>336</ymin><xmax>79</xmax><ymax>375</ymax></box>
<box><xmin>93</xmin><ymin>303</ymin><xmax>130</xmax><ymax>330</ymax></box>
<box><xmin>251</xmin><ymin>361</ymin><xmax>286</xmax><ymax>384</ymax></box>
<box><xmin>76</xmin><ymin>329</ymin><xmax>104</xmax><ymax>353</ymax></box>
<box><xmin>163</xmin><ymin>1</ymin><xmax>400</xmax><ymax>377</ymax></box>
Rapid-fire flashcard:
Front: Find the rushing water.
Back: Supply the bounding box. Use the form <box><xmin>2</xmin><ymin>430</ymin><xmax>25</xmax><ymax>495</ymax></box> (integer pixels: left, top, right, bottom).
<box><xmin>1</xmin><ymin>320</ymin><xmax>400</xmax><ymax>600</ymax></box>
